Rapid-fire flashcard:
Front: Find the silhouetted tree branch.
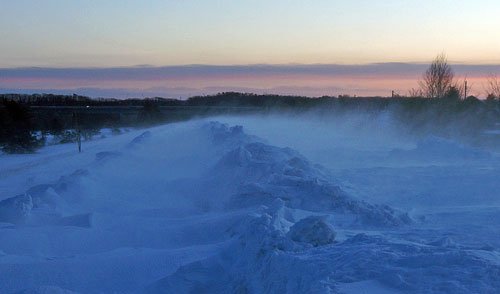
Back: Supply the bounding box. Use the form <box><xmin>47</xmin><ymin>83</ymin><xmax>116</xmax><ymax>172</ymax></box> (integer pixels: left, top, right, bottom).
<box><xmin>485</xmin><ymin>75</ymin><xmax>500</xmax><ymax>100</ymax></box>
<box><xmin>419</xmin><ymin>53</ymin><xmax>455</xmax><ymax>98</ymax></box>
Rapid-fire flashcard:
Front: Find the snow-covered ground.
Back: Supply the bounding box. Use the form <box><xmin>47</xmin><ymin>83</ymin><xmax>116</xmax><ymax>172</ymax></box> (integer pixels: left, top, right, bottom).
<box><xmin>0</xmin><ymin>114</ymin><xmax>499</xmax><ymax>293</ymax></box>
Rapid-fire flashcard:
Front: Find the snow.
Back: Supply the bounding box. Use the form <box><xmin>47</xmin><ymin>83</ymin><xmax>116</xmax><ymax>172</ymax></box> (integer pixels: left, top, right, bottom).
<box><xmin>390</xmin><ymin>136</ymin><xmax>492</xmax><ymax>161</ymax></box>
<box><xmin>0</xmin><ymin>114</ymin><xmax>499</xmax><ymax>293</ymax></box>
<box><xmin>287</xmin><ymin>215</ymin><xmax>336</xmax><ymax>246</ymax></box>
<box><xmin>0</xmin><ymin>194</ymin><xmax>33</xmax><ymax>224</ymax></box>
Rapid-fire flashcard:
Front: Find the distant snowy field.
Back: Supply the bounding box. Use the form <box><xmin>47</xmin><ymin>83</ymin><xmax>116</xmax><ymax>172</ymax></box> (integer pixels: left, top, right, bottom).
<box><xmin>0</xmin><ymin>114</ymin><xmax>499</xmax><ymax>293</ymax></box>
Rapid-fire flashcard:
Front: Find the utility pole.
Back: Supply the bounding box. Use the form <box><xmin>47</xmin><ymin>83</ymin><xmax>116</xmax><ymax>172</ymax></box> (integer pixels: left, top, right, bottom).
<box><xmin>73</xmin><ymin>112</ymin><xmax>82</xmax><ymax>153</ymax></box>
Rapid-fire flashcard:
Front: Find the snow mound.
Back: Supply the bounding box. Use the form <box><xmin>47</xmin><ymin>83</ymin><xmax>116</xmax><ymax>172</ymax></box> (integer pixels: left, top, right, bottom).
<box><xmin>205</xmin><ymin>121</ymin><xmax>262</xmax><ymax>151</ymax></box>
<box><xmin>148</xmin><ymin>203</ymin><xmax>500</xmax><ymax>294</ymax></box>
<box><xmin>206</xmin><ymin>126</ymin><xmax>410</xmax><ymax>226</ymax></box>
<box><xmin>287</xmin><ymin>216</ymin><xmax>336</xmax><ymax>246</ymax></box>
<box><xmin>0</xmin><ymin>194</ymin><xmax>33</xmax><ymax>224</ymax></box>
<box><xmin>26</xmin><ymin>169</ymin><xmax>89</xmax><ymax>208</ymax></box>
<box><xmin>1</xmin><ymin>169</ymin><xmax>92</xmax><ymax>226</ymax></box>
<box><xmin>27</xmin><ymin>186</ymin><xmax>65</xmax><ymax>211</ymax></box>
<box><xmin>145</xmin><ymin>202</ymin><xmax>320</xmax><ymax>293</ymax></box>
<box><xmin>127</xmin><ymin>131</ymin><xmax>152</xmax><ymax>147</ymax></box>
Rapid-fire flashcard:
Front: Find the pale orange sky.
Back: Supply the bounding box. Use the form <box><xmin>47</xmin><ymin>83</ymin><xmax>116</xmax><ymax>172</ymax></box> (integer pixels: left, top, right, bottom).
<box><xmin>2</xmin><ymin>1</ymin><xmax>500</xmax><ymax>67</ymax></box>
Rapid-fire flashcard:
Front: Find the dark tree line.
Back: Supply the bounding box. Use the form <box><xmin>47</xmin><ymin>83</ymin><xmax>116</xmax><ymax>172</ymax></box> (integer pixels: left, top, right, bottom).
<box><xmin>1</xmin><ymin>91</ymin><xmax>499</xmax><ymax>154</ymax></box>
<box><xmin>0</xmin><ymin>94</ymin><xmax>180</xmax><ymax>107</ymax></box>
<box><xmin>0</xmin><ymin>101</ymin><xmax>39</xmax><ymax>153</ymax></box>
<box><xmin>0</xmin><ymin>96</ymin><xmax>178</xmax><ymax>153</ymax></box>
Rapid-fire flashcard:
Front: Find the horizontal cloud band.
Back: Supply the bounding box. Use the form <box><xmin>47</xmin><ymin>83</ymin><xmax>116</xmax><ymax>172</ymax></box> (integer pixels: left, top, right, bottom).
<box><xmin>1</xmin><ymin>63</ymin><xmax>499</xmax><ymax>98</ymax></box>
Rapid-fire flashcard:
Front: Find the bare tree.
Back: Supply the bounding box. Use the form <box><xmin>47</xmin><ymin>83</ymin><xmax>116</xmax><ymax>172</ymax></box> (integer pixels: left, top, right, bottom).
<box><xmin>419</xmin><ymin>53</ymin><xmax>454</xmax><ymax>98</ymax></box>
<box><xmin>485</xmin><ymin>74</ymin><xmax>500</xmax><ymax>99</ymax></box>
<box><xmin>408</xmin><ymin>87</ymin><xmax>424</xmax><ymax>98</ymax></box>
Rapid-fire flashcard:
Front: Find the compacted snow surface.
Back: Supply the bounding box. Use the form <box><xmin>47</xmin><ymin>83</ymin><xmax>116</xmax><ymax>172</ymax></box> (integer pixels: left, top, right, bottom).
<box><xmin>0</xmin><ymin>116</ymin><xmax>499</xmax><ymax>293</ymax></box>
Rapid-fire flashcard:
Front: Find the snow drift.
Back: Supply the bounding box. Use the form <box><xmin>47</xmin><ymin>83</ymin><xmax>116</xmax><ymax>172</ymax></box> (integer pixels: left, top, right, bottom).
<box><xmin>0</xmin><ymin>117</ymin><xmax>499</xmax><ymax>293</ymax></box>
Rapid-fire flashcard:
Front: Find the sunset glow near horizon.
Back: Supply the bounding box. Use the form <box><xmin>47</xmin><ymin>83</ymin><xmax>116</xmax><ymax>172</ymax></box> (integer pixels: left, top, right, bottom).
<box><xmin>1</xmin><ymin>0</ymin><xmax>500</xmax><ymax>98</ymax></box>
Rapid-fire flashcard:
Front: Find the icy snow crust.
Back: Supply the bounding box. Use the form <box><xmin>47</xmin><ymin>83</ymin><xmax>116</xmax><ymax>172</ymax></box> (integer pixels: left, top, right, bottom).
<box><xmin>0</xmin><ymin>119</ymin><xmax>499</xmax><ymax>293</ymax></box>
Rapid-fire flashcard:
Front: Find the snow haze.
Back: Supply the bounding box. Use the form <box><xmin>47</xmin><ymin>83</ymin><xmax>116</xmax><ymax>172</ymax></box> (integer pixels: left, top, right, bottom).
<box><xmin>0</xmin><ymin>112</ymin><xmax>499</xmax><ymax>293</ymax></box>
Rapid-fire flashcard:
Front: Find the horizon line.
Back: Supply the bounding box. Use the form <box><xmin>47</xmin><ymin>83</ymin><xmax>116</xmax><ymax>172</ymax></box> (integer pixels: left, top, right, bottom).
<box><xmin>4</xmin><ymin>61</ymin><xmax>500</xmax><ymax>70</ymax></box>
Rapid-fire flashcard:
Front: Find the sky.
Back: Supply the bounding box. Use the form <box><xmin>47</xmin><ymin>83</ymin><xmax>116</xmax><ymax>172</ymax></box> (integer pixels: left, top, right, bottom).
<box><xmin>1</xmin><ymin>0</ymin><xmax>500</xmax><ymax>98</ymax></box>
